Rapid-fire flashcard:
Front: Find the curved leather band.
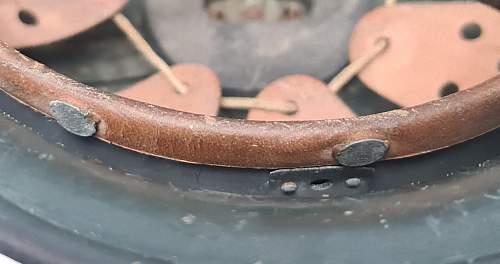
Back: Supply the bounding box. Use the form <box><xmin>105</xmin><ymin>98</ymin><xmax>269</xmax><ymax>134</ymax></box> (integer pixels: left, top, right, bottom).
<box><xmin>0</xmin><ymin>42</ymin><xmax>499</xmax><ymax>168</ymax></box>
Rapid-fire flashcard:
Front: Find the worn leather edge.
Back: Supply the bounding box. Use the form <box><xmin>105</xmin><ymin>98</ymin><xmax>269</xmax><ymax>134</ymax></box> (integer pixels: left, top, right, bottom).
<box><xmin>0</xmin><ymin>42</ymin><xmax>499</xmax><ymax>168</ymax></box>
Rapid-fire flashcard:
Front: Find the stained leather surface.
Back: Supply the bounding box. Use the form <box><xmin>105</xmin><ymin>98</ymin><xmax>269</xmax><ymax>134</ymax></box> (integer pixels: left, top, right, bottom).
<box><xmin>0</xmin><ymin>42</ymin><xmax>500</xmax><ymax>168</ymax></box>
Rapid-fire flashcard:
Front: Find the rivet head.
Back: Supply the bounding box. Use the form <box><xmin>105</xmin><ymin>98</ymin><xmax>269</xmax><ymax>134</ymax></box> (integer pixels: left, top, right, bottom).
<box><xmin>49</xmin><ymin>100</ymin><xmax>96</xmax><ymax>137</ymax></box>
<box><xmin>335</xmin><ymin>139</ymin><xmax>388</xmax><ymax>167</ymax></box>
<box><xmin>345</xmin><ymin>177</ymin><xmax>362</xmax><ymax>188</ymax></box>
<box><xmin>280</xmin><ymin>181</ymin><xmax>298</xmax><ymax>194</ymax></box>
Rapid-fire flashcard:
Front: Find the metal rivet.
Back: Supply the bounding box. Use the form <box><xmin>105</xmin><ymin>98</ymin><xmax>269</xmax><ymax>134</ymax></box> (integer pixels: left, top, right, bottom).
<box><xmin>280</xmin><ymin>181</ymin><xmax>298</xmax><ymax>194</ymax></box>
<box><xmin>49</xmin><ymin>100</ymin><xmax>96</xmax><ymax>137</ymax></box>
<box><xmin>335</xmin><ymin>139</ymin><xmax>388</xmax><ymax>167</ymax></box>
<box><xmin>345</xmin><ymin>177</ymin><xmax>362</xmax><ymax>188</ymax></box>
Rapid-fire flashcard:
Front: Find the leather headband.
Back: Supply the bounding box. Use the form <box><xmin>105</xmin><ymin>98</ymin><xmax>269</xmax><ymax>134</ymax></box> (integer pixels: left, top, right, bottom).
<box><xmin>0</xmin><ymin>42</ymin><xmax>499</xmax><ymax>168</ymax></box>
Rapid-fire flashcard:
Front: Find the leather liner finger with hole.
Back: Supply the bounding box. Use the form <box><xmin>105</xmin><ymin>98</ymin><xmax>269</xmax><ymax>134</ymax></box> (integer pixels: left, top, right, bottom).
<box><xmin>1</xmin><ymin>42</ymin><xmax>500</xmax><ymax>168</ymax></box>
<box><xmin>0</xmin><ymin>0</ymin><xmax>127</xmax><ymax>49</ymax></box>
<box><xmin>349</xmin><ymin>2</ymin><xmax>500</xmax><ymax>107</ymax></box>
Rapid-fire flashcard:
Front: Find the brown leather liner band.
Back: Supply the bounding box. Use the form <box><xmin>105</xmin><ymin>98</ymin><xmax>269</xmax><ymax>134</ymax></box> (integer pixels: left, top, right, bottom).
<box><xmin>0</xmin><ymin>42</ymin><xmax>499</xmax><ymax>168</ymax></box>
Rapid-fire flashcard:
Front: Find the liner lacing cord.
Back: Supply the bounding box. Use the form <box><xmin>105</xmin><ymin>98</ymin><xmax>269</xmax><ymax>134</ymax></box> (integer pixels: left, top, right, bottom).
<box><xmin>111</xmin><ymin>0</ymin><xmax>396</xmax><ymax>115</ymax></box>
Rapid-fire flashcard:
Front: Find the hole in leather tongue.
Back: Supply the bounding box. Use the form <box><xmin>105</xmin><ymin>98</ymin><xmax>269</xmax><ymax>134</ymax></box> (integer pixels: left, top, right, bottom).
<box><xmin>461</xmin><ymin>22</ymin><xmax>482</xmax><ymax>40</ymax></box>
<box><xmin>439</xmin><ymin>82</ymin><xmax>459</xmax><ymax>97</ymax></box>
<box><xmin>18</xmin><ymin>9</ymin><xmax>38</xmax><ymax>25</ymax></box>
